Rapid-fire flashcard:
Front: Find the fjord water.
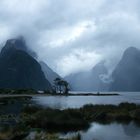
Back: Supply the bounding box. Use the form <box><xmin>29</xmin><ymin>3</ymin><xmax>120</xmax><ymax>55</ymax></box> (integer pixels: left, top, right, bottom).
<box><xmin>32</xmin><ymin>92</ymin><xmax>140</xmax><ymax>109</ymax></box>
<box><xmin>32</xmin><ymin>92</ymin><xmax>140</xmax><ymax>140</ymax></box>
<box><xmin>1</xmin><ymin>92</ymin><xmax>140</xmax><ymax>140</ymax></box>
<box><xmin>61</xmin><ymin>122</ymin><xmax>140</xmax><ymax>140</ymax></box>
<box><xmin>79</xmin><ymin>122</ymin><xmax>140</xmax><ymax>140</ymax></box>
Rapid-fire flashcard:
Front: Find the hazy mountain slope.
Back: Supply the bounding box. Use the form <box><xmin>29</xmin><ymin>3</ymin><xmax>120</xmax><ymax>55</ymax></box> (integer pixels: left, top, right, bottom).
<box><xmin>110</xmin><ymin>47</ymin><xmax>140</xmax><ymax>91</ymax></box>
<box><xmin>65</xmin><ymin>62</ymin><xmax>109</xmax><ymax>91</ymax></box>
<box><xmin>0</xmin><ymin>38</ymin><xmax>52</xmax><ymax>90</ymax></box>
<box><xmin>40</xmin><ymin>61</ymin><xmax>61</xmax><ymax>85</ymax></box>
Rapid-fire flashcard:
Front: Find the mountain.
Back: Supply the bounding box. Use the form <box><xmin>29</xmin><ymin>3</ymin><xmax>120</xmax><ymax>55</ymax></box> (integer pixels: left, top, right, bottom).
<box><xmin>110</xmin><ymin>47</ymin><xmax>140</xmax><ymax>91</ymax></box>
<box><xmin>0</xmin><ymin>38</ymin><xmax>52</xmax><ymax>90</ymax></box>
<box><xmin>1</xmin><ymin>37</ymin><xmax>37</xmax><ymax>58</ymax></box>
<box><xmin>40</xmin><ymin>61</ymin><xmax>61</xmax><ymax>85</ymax></box>
<box><xmin>65</xmin><ymin>61</ymin><xmax>109</xmax><ymax>91</ymax></box>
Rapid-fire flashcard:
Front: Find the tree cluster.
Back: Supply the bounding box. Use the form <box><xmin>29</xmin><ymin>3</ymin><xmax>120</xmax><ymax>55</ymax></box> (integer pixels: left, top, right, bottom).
<box><xmin>53</xmin><ymin>78</ymin><xmax>69</xmax><ymax>94</ymax></box>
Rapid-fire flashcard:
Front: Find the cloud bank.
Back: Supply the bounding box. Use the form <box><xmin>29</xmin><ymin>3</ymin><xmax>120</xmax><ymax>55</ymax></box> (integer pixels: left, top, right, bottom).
<box><xmin>0</xmin><ymin>0</ymin><xmax>140</xmax><ymax>76</ymax></box>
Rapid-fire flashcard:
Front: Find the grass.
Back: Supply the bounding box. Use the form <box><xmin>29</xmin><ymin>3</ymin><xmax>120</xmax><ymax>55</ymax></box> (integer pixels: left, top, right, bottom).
<box><xmin>0</xmin><ymin>127</ymin><xmax>81</xmax><ymax>140</ymax></box>
<box><xmin>24</xmin><ymin>132</ymin><xmax>81</xmax><ymax>140</ymax></box>
<box><xmin>80</xmin><ymin>102</ymin><xmax>140</xmax><ymax>121</ymax></box>
<box><xmin>20</xmin><ymin>107</ymin><xmax>89</xmax><ymax>132</ymax></box>
<box><xmin>0</xmin><ymin>102</ymin><xmax>140</xmax><ymax>140</ymax></box>
<box><xmin>16</xmin><ymin>102</ymin><xmax>140</xmax><ymax>135</ymax></box>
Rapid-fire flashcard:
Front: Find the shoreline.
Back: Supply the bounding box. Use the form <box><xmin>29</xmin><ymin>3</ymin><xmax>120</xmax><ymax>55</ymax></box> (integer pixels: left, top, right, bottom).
<box><xmin>0</xmin><ymin>93</ymin><xmax>119</xmax><ymax>98</ymax></box>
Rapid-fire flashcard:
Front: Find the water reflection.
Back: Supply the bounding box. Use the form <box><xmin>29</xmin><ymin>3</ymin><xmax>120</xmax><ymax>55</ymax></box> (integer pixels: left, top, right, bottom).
<box><xmin>32</xmin><ymin>96</ymin><xmax>68</xmax><ymax>109</ymax></box>
<box><xmin>81</xmin><ymin>122</ymin><xmax>140</xmax><ymax>140</ymax></box>
<box><xmin>0</xmin><ymin>97</ymin><xmax>31</xmax><ymax>126</ymax></box>
<box><xmin>123</xmin><ymin>122</ymin><xmax>140</xmax><ymax>137</ymax></box>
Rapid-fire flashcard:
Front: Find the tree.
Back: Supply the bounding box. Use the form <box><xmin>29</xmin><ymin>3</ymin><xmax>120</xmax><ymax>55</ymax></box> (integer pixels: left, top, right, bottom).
<box><xmin>61</xmin><ymin>80</ymin><xmax>69</xmax><ymax>94</ymax></box>
<box><xmin>53</xmin><ymin>78</ymin><xmax>69</xmax><ymax>94</ymax></box>
<box><xmin>54</xmin><ymin>78</ymin><xmax>60</xmax><ymax>93</ymax></box>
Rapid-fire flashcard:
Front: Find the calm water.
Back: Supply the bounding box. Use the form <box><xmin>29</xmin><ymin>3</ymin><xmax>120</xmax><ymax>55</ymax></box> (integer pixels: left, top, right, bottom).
<box><xmin>61</xmin><ymin>122</ymin><xmax>140</xmax><ymax>140</ymax></box>
<box><xmin>81</xmin><ymin>122</ymin><xmax>140</xmax><ymax>140</ymax></box>
<box><xmin>32</xmin><ymin>92</ymin><xmax>140</xmax><ymax>109</ymax></box>
<box><xmin>1</xmin><ymin>92</ymin><xmax>140</xmax><ymax>140</ymax></box>
<box><xmin>31</xmin><ymin>92</ymin><xmax>140</xmax><ymax>140</ymax></box>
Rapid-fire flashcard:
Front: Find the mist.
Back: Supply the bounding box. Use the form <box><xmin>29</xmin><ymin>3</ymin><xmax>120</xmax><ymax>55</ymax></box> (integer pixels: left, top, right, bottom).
<box><xmin>0</xmin><ymin>0</ymin><xmax>140</xmax><ymax>77</ymax></box>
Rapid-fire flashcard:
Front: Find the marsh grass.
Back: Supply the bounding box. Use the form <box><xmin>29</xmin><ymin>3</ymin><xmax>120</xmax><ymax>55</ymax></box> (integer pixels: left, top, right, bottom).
<box><xmin>0</xmin><ymin>102</ymin><xmax>140</xmax><ymax>140</ymax></box>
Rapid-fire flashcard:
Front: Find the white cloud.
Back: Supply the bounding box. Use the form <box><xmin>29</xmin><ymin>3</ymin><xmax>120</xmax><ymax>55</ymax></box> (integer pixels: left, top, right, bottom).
<box><xmin>56</xmin><ymin>49</ymin><xmax>102</xmax><ymax>76</ymax></box>
<box><xmin>39</xmin><ymin>20</ymin><xmax>96</xmax><ymax>48</ymax></box>
<box><xmin>0</xmin><ymin>0</ymin><xmax>140</xmax><ymax>76</ymax></box>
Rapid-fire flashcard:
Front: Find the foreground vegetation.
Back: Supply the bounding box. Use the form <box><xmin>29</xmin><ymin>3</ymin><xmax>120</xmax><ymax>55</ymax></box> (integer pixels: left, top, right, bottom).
<box><xmin>1</xmin><ymin>103</ymin><xmax>140</xmax><ymax>139</ymax></box>
<box><xmin>0</xmin><ymin>89</ymin><xmax>38</xmax><ymax>94</ymax></box>
<box><xmin>0</xmin><ymin>95</ymin><xmax>140</xmax><ymax>140</ymax></box>
<box><xmin>20</xmin><ymin>102</ymin><xmax>140</xmax><ymax>128</ymax></box>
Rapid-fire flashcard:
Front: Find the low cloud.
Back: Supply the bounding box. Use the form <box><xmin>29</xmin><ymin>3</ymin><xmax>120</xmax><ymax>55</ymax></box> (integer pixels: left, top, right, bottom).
<box><xmin>0</xmin><ymin>0</ymin><xmax>140</xmax><ymax>76</ymax></box>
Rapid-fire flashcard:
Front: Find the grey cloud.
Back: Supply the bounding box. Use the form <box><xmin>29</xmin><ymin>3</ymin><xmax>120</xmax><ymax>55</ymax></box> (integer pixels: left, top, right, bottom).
<box><xmin>0</xmin><ymin>0</ymin><xmax>140</xmax><ymax>76</ymax></box>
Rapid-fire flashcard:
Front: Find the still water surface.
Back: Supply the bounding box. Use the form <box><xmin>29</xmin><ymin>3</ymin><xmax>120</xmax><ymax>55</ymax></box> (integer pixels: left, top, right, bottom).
<box><xmin>61</xmin><ymin>122</ymin><xmax>140</xmax><ymax>140</ymax></box>
<box><xmin>80</xmin><ymin>122</ymin><xmax>140</xmax><ymax>140</ymax></box>
<box><xmin>32</xmin><ymin>92</ymin><xmax>140</xmax><ymax>140</ymax></box>
<box><xmin>1</xmin><ymin>92</ymin><xmax>140</xmax><ymax>140</ymax></box>
<box><xmin>32</xmin><ymin>92</ymin><xmax>140</xmax><ymax>109</ymax></box>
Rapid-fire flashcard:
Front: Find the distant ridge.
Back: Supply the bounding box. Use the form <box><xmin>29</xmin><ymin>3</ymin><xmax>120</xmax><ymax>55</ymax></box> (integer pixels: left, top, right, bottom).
<box><xmin>65</xmin><ymin>61</ymin><xmax>109</xmax><ymax>91</ymax></box>
<box><xmin>110</xmin><ymin>46</ymin><xmax>140</xmax><ymax>91</ymax></box>
<box><xmin>40</xmin><ymin>61</ymin><xmax>61</xmax><ymax>85</ymax></box>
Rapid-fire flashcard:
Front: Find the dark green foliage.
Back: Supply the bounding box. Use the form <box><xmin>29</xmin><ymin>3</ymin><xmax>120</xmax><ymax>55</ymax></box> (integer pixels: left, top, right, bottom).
<box><xmin>0</xmin><ymin>96</ymin><xmax>32</xmax><ymax>105</ymax></box>
<box><xmin>21</xmin><ymin>107</ymin><xmax>89</xmax><ymax>132</ymax></box>
<box><xmin>81</xmin><ymin>102</ymin><xmax>140</xmax><ymax>122</ymax></box>
<box><xmin>22</xmin><ymin>105</ymin><xmax>41</xmax><ymax>114</ymax></box>
<box><xmin>1</xmin><ymin>102</ymin><xmax>140</xmax><ymax>140</ymax></box>
<box><xmin>12</xmin><ymin>89</ymin><xmax>37</xmax><ymax>94</ymax></box>
<box><xmin>130</xmin><ymin>109</ymin><xmax>140</xmax><ymax>120</ymax></box>
<box><xmin>118</xmin><ymin>102</ymin><xmax>137</xmax><ymax>111</ymax></box>
<box><xmin>19</xmin><ymin>102</ymin><xmax>140</xmax><ymax>133</ymax></box>
<box><xmin>54</xmin><ymin>77</ymin><xmax>69</xmax><ymax>94</ymax></box>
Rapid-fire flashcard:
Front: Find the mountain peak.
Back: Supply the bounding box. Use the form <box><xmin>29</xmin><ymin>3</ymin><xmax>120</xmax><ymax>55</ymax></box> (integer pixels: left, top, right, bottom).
<box><xmin>1</xmin><ymin>37</ymin><xmax>27</xmax><ymax>56</ymax></box>
<box><xmin>91</xmin><ymin>60</ymin><xmax>107</xmax><ymax>75</ymax></box>
<box><xmin>123</xmin><ymin>46</ymin><xmax>139</xmax><ymax>58</ymax></box>
<box><xmin>110</xmin><ymin>46</ymin><xmax>140</xmax><ymax>91</ymax></box>
<box><xmin>0</xmin><ymin>37</ymin><xmax>52</xmax><ymax>90</ymax></box>
<box><xmin>7</xmin><ymin>36</ymin><xmax>25</xmax><ymax>47</ymax></box>
<box><xmin>126</xmin><ymin>46</ymin><xmax>137</xmax><ymax>51</ymax></box>
<box><xmin>1</xmin><ymin>37</ymin><xmax>37</xmax><ymax>58</ymax></box>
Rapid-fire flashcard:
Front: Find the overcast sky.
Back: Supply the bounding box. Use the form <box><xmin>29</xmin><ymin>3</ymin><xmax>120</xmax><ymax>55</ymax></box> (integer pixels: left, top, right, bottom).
<box><xmin>0</xmin><ymin>0</ymin><xmax>140</xmax><ymax>76</ymax></box>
